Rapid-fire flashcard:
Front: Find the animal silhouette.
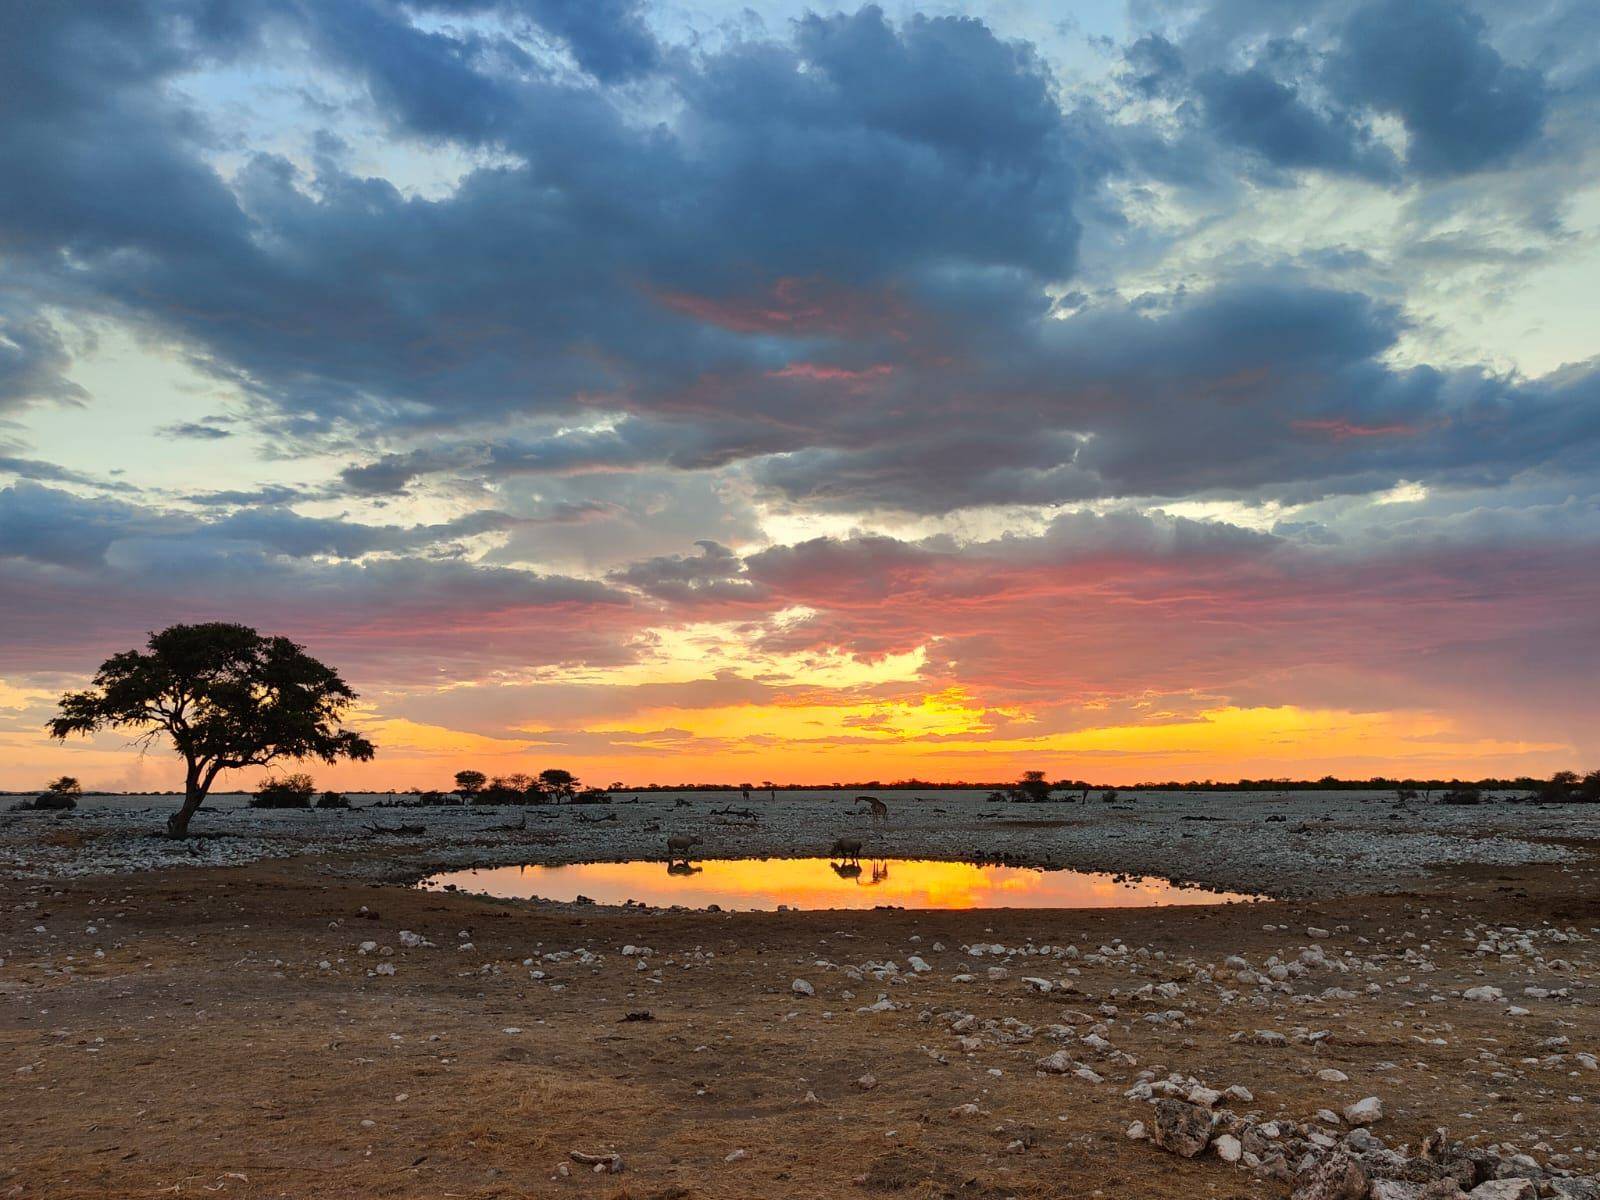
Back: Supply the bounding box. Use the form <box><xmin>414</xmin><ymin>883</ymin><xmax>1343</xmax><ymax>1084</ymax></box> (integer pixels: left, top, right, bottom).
<box><xmin>666</xmin><ymin>833</ymin><xmax>703</xmax><ymax>865</ymax></box>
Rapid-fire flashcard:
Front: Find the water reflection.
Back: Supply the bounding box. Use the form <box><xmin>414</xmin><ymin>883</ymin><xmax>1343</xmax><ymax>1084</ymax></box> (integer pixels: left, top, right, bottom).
<box><xmin>419</xmin><ymin>857</ymin><xmax>1254</xmax><ymax>910</ymax></box>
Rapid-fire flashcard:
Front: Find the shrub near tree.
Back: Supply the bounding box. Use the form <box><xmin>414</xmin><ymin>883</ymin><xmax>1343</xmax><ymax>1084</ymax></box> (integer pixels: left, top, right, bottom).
<box><xmin>48</xmin><ymin>622</ymin><xmax>375</xmax><ymax>837</ymax></box>
<box><xmin>251</xmin><ymin>772</ymin><xmax>318</xmax><ymax>808</ymax></box>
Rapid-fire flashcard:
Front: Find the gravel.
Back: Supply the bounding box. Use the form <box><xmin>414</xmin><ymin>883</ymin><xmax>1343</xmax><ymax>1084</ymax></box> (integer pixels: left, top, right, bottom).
<box><xmin>1</xmin><ymin>788</ymin><xmax>1590</xmax><ymax>899</ymax></box>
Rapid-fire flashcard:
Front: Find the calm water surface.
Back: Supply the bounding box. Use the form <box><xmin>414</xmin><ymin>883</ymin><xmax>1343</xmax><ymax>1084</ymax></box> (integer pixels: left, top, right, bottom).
<box><xmin>418</xmin><ymin>858</ymin><xmax>1256</xmax><ymax>910</ymax></box>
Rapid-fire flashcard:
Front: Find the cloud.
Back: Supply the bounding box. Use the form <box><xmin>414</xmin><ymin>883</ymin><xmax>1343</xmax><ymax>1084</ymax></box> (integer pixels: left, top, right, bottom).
<box><xmin>1328</xmin><ymin>0</ymin><xmax>1548</xmax><ymax>177</ymax></box>
<box><xmin>0</xmin><ymin>306</ymin><xmax>89</xmax><ymax>412</ymax></box>
<box><xmin>157</xmin><ymin>421</ymin><xmax>233</xmax><ymax>440</ymax></box>
<box><xmin>3</xmin><ymin>0</ymin><xmax>1599</xmax><ymax>782</ymax></box>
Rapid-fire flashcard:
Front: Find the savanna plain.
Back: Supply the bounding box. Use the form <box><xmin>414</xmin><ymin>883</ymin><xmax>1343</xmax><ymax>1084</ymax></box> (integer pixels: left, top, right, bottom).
<box><xmin>2</xmin><ymin>789</ymin><xmax>1598</xmax><ymax>1200</ymax></box>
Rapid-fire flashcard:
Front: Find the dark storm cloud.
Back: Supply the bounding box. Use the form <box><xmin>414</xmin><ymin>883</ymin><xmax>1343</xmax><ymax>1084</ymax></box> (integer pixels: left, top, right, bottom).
<box><xmin>1192</xmin><ymin>66</ymin><xmax>1397</xmax><ymax>181</ymax></box>
<box><xmin>608</xmin><ymin>539</ymin><xmax>760</xmax><ymax>602</ymax></box>
<box><xmin>0</xmin><ymin>483</ymin><xmax>187</xmax><ymax>566</ymax></box>
<box><xmin>0</xmin><ymin>484</ymin><xmax>521</xmax><ymax>566</ymax></box>
<box><xmin>1129</xmin><ymin>0</ymin><xmax>1557</xmax><ymax>182</ymax></box>
<box><xmin>0</xmin><ymin>307</ymin><xmax>90</xmax><ymax>412</ymax></box>
<box><xmin>0</xmin><ymin>0</ymin><xmax>1596</xmax><ymax>527</ymax></box>
<box><xmin>0</xmin><ymin>2</ymin><xmax>1083</xmax><ymax>440</ymax></box>
<box><xmin>1327</xmin><ymin>0</ymin><xmax>1548</xmax><ymax>177</ymax></box>
<box><xmin>751</xmin><ymin>278</ymin><xmax>1600</xmax><ymax>512</ymax></box>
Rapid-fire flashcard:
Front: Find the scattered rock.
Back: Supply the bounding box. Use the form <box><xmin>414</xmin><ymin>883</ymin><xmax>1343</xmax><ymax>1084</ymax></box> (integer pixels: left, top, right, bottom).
<box><xmin>1342</xmin><ymin>1096</ymin><xmax>1384</xmax><ymax>1127</ymax></box>
<box><xmin>1150</xmin><ymin>1099</ymin><xmax>1213</xmax><ymax>1158</ymax></box>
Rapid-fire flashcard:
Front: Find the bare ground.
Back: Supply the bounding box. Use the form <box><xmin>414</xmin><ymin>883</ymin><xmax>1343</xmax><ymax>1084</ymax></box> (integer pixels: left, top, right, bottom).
<box><xmin>3</xmin><ymin>846</ymin><xmax>1599</xmax><ymax>1199</ymax></box>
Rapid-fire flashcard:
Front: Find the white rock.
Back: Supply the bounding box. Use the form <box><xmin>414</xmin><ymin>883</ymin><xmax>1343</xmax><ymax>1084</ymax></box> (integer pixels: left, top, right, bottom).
<box><xmin>1317</xmin><ymin>1068</ymin><xmax>1349</xmax><ymax>1083</ymax></box>
<box><xmin>1467</xmin><ymin>1181</ymin><xmax>1536</xmax><ymax>1200</ymax></box>
<box><xmin>1463</xmin><ymin>985</ymin><xmax>1505</xmax><ymax>1002</ymax></box>
<box><xmin>1213</xmin><ymin>1134</ymin><xmax>1243</xmax><ymax>1164</ymax></box>
<box><xmin>791</xmin><ymin>979</ymin><xmax>815</xmax><ymax>997</ymax></box>
<box><xmin>1342</xmin><ymin>1096</ymin><xmax>1383</xmax><ymax>1126</ymax></box>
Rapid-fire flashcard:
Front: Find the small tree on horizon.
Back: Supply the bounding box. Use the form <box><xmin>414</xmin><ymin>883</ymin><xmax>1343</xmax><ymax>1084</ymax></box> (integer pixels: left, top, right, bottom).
<box><xmin>454</xmin><ymin>770</ymin><xmax>487</xmax><ymax>798</ymax></box>
<box><xmin>48</xmin><ymin>622</ymin><xmax>375</xmax><ymax>838</ymax></box>
<box><xmin>538</xmin><ymin>768</ymin><xmax>577</xmax><ymax>800</ymax></box>
<box><xmin>1017</xmin><ymin>770</ymin><xmax>1052</xmax><ymax>803</ymax></box>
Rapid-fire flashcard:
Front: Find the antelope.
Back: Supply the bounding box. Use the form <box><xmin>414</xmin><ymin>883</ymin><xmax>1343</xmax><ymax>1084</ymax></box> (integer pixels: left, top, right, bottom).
<box><xmin>830</xmin><ymin>837</ymin><xmax>863</xmax><ymax>863</ymax></box>
<box><xmin>666</xmin><ymin>833</ymin><xmax>703</xmax><ymax>865</ymax></box>
<box><xmin>856</xmin><ymin>795</ymin><xmax>888</xmax><ymax>823</ymax></box>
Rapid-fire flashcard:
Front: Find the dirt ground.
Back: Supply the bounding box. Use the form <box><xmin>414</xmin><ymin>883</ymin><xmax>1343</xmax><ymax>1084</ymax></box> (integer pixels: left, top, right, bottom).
<box><xmin>2</xmin><ymin>850</ymin><xmax>1598</xmax><ymax>1199</ymax></box>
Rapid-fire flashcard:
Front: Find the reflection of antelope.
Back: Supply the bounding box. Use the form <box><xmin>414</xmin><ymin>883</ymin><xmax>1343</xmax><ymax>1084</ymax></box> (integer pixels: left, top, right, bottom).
<box><xmin>830</xmin><ymin>860</ymin><xmax>862</xmax><ymax>879</ymax></box>
<box><xmin>666</xmin><ymin>861</ymin><xmax>704</xmax><ymax>876</ymax></box>
<box><xmin>856</xmin><ymin>795</ymin><xmax>887</xmax><ymax>823</ymax></box>
<box><xmin>666</xmin><ymin>834</ymin><xmax>703</xmax><ymax>865</ymax></box>
<box><xmin>830</xmin><ymin>837</ymin><xmax>862</xmax><ymax>863</ymax></box>
<box><xmin>870</xmin><ymin>860</ymin><xmax>889</xmax><ymax>885</ymax></box>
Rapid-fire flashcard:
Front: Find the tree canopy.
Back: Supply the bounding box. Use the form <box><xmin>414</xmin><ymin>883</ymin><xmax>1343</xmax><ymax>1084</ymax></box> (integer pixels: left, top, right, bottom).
<box><xmin>49</xmin><ymin>622</ymin><xmax>374</xmax><ymax>836</ymax></box>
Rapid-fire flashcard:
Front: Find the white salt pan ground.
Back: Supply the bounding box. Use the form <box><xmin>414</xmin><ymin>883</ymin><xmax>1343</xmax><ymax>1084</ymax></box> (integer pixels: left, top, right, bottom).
<box><xmin>2</xmin><ymin>789</ymin><xmax>1590</xmax><ymax>898</ymax></box>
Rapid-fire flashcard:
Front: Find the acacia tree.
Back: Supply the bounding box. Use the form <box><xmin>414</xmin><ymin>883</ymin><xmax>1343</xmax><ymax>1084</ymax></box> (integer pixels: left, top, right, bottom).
<box><xmin>49</xmin><ymin>623</ymin><xmax>375</xmax><ymax>838</ymax></box>
<box><xmin>454</xmin><ymin>770</ymin><xmax>487</xmax><ymax>798</ymax></box>
<box><xmin>538</xmin><ymin>768</ymin><xmax>577</xmax><ymax>800</ymax></box>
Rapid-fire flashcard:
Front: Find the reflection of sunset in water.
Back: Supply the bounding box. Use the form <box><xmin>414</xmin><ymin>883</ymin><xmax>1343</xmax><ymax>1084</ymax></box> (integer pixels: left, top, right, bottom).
<box><xmin>420</xmin><ymin>858</ymin><xmax>1255</xmax><ymax>910</ymax></box>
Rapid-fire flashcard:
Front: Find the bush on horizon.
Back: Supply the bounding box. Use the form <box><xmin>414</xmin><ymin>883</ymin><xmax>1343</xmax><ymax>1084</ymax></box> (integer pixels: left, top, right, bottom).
<box><xmin>251</xmin><ymin>772</ymin><xmax>318</xmax><ymax>809</ymax></box>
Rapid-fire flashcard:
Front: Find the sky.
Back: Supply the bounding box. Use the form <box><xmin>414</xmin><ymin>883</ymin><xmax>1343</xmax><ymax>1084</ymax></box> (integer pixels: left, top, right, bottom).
<box><xmin>1</xmin><ymin>0</ymin><xmax>1598</xmax><ymax>792</ymax></box>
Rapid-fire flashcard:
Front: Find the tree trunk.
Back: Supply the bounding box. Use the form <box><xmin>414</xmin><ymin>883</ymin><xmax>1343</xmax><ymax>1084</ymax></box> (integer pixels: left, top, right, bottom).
<box><xmin>168</xmin><ymin>763</ymin><xmax>209</xmax><ymax>838</ymax></box>
<box><xmin>166</xmin><ymin>788</ymin><xmax>207</xmax><ymax>838</ymax></box>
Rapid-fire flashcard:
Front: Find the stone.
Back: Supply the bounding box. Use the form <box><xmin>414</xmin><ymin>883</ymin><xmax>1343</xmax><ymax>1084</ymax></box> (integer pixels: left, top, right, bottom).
<box><xmin>1318</xmin><ymin>1069</ymin><xmax>1350</xmax><ymax>1083</ymax></box>
<box><xmin>1214</xmin><ymin>1134</ymin><xmax>1243</xmax><ymax>1164</ymax></box>
<box><xmin>1370</xmin><ymin>1183</ymin><xmax>1425</xmax><ymax>1200</ymax></box>
<box><xmin>1150</xmin><ymin>1099</ymin><xmax>1213</xmax><ymax>1158</ymax></box>
<box><xmin>1467</xmin><ymin>1183</ymin><xmax>1535</xmax><ymax>1200</ymax></box>
<box><xmin>1126</xmin><ymin>1121</ymin><xmax>1147</xmax><ymax>1140</ymax></box>
<box><xmin>855</xmin><ymin>1073</ymin><xmax>877</xmax><ymax>1091</ymax></box>
<box><xmin>1343</xmin><ymin>1096</ymin><xmax>1384</xmax><ymax>1126</ymax></box>
<box><xmin>1291</xmin><ymin>1151</ymin><xmax>1367</xmax><ymax>1200</ymax></box>
<box><xmin>1462</xmin><ymin>986</ymin><xmax>1505</xmax><ymax>1003</ymax></box>
<box><xmin>791</xmin><ymin>979</ymin><xmax>815</xmax><ymax>997</ymax></box>
<box><xmin>1036</xmin><ymin>1050</ymin><xmax>1075</xmax><ymax>1074</ymax></box>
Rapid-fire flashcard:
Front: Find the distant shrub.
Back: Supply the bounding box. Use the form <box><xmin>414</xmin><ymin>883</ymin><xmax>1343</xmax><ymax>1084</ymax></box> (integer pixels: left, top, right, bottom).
<box><xmin>472</xmin><ymin>784</ymin><xmax>520</xmax><ymax>806</ymax></box>
<box><xmin>1438</xmin><ymin>787</ymin><xmax>1481</xmax><ymax>806</ymax></box>
<box><xmin>1100</xmin><ymin>789</ymin><xmax>1119</xmax><ymax>803</ymax></box>
<box><xmin>27</xmin><ymin>776</ymin><xmax>83</xmax><ymax>811</ymax></box>
<box><xmin>1538</xmin><ymin>770</ymin><xmax>1600</xmax><ymax>803</ymax></box>
<box><xmin>570</xmin><ymin>788</ymin><xmax>612</xmax><ymax>805</ymax></box>
<box><xmin>316</xmin><ymin>790</ymin><xmax>350</xmax><ymax>809</ymax></box>
<box><xmin>417</xmin><ymin>790</ymin><xmax>458</xmax><ymax>807</ymax></box>
<box><xmin>251</xmin><ymin>772</ymin><xmax>317</xmax><ymax>809</ymax></box>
